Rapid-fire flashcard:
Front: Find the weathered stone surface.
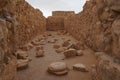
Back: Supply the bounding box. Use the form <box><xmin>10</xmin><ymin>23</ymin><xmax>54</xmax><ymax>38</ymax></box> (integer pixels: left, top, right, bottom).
<box><xmin>73</xmin><ymin>63</ymin><xmax>89</xmax><ymax>72</ymax></box>
<box><xmin>63</xmin><ymin>48</ymin><xmax>78</xmax><ymax>58</ymax></box>
<box><xmin>62</xmin><ymin>40</ymin><xmax>70</xmax><ymax>47</ymax></box>
<box><xmin>16</xmin><ymin>50</ymin><xmax>28</xmax><ymax>59</ymax></box>
<box><xmin>64</xmin><ymin>0</ymin><xmax>120</xmax><ymax>59</ymax></box>
<box><xmin>46</xmin><ymin>11</ymin><xmax>75</xmax><ymax>31</ymax></box>
<box><xmin>0</xmin><ymin>56</ymin><xmax>17</xmax><ymax>80</ymax></box>
<box><xmin>17</xmin><ymin>59</ymin><xmax>29</xmax><ymax>70</ymax></box>
<box><xmin>36</xmin><ymin>50</ymin><xmax>44</xmax><ymax>57</ymax></box>
<box><xmin>112</xmin><ymin>17</ymin><xmax>120</xmax><ymax>58</ymax></box>
<box><xmin>48</xmin><ymin>39</ymin><xmax>56</xmax><ymax>43</ymax></box>
<box><xmin>52</xmin><ymin>11</ymin><xmax>75</xmax><ymax>17</ymax></box>
<box><xmin>0</xmin><ymin>0</ymin><xmax>46</xmax><ymax>48</ymax></box>
<box><xmin>92</xmin><ymin>53</ymin><xmax>120</xmax><ymax>80</ymax></box>
<box><xmin>55</xmin><ymin>48</ymin><xmax>66</xmax><ymax>53</ymax></box>
<box><xmin>76</xmin><ymin>50</ymin><xmax>84</xmax><ymax>56</ymax></box>
<box><xmin>94</xmin><ymin>52</ymin><xmax>105</xmax><ymax>58</ymax></box>
<box><xmin>36</xmin><ymin>46</ymin><xmax>44</xmax><ymax>51</ymax></box>
<box><xmin>53</xmin><ymin>44</ymin><xmax>60</xmax><ymax>49</ymax></box>
<box><xmin>48</xmin><ymin>62</ymin><xmax>68</xmax><ymax>75</ymax></box>
<box><xmin>0</xmin><ymin>20</ymin><xmax>17</xmax><ymax>80</ymax></box>
<box><xmin>46</xmin><ymin>16</ymin><xmax>64</xmax><ymax>31</ymax></box>
<box><xmin>0</xmin><ymin>0</ymin><xmax>46</xmax><ymax>79</ymax></box>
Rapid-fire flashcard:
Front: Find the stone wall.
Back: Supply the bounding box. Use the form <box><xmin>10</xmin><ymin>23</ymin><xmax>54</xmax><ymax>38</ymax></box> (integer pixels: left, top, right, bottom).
<box><xmin>0</xmin><ymin>0</ymin><xmax>46</xmax><ymax>48</ymax></box>
<box><xmin>52</xmin><ymin>11</ymin><xmax>75</xmax><ymax>16</ymax></box>
<box><xmin>47</xmin><ymin>11</ymin><xmax>75</xmax><ymax>31</ymax></box>
<box><xmin>64</xmin><ymin>0</ymin><xmax>120</xmax><ymax>80</ymax></box>
<box><xmin>46</xmin><ymin>16</ymin><xmax>64</xmax><ymax>31</ymax></box>
<box><xmin>64</xmin><ymin>0</ymin><xmax>120</xmax><ymax>59</ymax></box>
<box><xmin>0</xmin><ymin>20</ymin><xmax>17</xmax><ymax>80</ymax></box>
<box><xmin>0</xmin><ymin>0</ymin><xmax>46</xmax><ymax>80</ymax></box>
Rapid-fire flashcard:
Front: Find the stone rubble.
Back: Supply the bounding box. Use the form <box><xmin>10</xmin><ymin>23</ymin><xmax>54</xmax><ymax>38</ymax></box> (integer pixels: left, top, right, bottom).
<box><xmin>73</xmin><ymin>63</ymin><xmax>89</xmax><ymax>72</ymax></box>
<box><xmin>36</xmin><ymin>50</ymin><xmax>45</xmax><ymax>57</ymax></box>
<box><xmin>63</xmin><ymin>48</ymin><xmax>78</xmax><ymax>58</ymax></box>
<box><xmin>47</xmin><ymin>62</ymin><xmax>69</xmax><ymax>75</ymax></box>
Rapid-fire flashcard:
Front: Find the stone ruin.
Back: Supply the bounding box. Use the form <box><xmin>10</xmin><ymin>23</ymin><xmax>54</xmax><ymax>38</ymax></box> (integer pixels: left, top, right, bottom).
<box><xmin>64</xmin><ymin>0</ymin><xmax>120</xmax><ymax>80</ymax></box>
<box><xmin>0</xmin><ymin>0</ymin><xmax>46</xmax><ymax>80</ymax></box>
<box><xmin>0</xmin><ymin>0</ymin><xmax>120</xmax><ymax>80</ymax></box>
<box><xmin>46</xmin><ymin>11</ymin><xmax>75</xmax><ymax>31</ymax></box>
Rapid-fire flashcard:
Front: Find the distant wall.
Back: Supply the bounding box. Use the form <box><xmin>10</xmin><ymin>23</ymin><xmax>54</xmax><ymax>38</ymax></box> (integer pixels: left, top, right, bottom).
<box><xmin>52</xmin><ymin>11</ymin><xmax>75</xmax><ymax>17</ymax></box>
<box><xmin>46</xmin><ymin>11</ymin><xmax>75</xmax><ymax>31</ymax></box>
<box><xmin>46</xmin><ymin>16</ymin><xmax>64</xmax><ymax>31</ymax></box>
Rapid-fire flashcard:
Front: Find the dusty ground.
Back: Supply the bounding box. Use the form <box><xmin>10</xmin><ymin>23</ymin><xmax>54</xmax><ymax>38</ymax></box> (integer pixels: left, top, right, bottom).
<box><xmin>17</xmin><ymin>31</ymin><xmax>97</xmax><ymax>80</ymax></box>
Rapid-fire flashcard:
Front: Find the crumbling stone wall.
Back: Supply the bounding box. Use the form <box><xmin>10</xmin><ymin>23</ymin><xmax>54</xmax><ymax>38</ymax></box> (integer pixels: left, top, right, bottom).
<box><xmin>65</xmin><ymin>0</ymin><xmax>120</xmax><ymax>59</ymax></box>
<box><xmin>46</xmin><ymin>16</ymin><xmax>64</xmax><ymax>31</ymax></box>
<box><xmin>0</xmin><ymin>20</ymin><xmax>17</xmax><ymax>80</ymax></box>
<box><xmin>0</xmin><ymin>0</ymin><xmax>46</xmax><ymax>80</ymax></box>
<box><xmin>0</xmin><ymin>0</ymin><xmax>46</xmax><ymax>48</ymax></box>
<box><xmin>52</xmin><ymin>11</ymin><xmax>75</xmax><ymax>17</ymax></box>
<box><xmin>47</xmin><ymin>11</ymin><xmax>75</xmax><ymax>31</ymax></box>
<box><xmin>64</xmin><ymin>0</ymin><xmax>120</xmax><ymax>80</ymax></box>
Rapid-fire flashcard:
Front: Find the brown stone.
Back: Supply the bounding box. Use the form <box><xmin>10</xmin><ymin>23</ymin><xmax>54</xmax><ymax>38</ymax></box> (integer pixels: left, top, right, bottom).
<box><xmin>16</xmin><ymin>50</ymin><xmax>28</xmax><ymax>59</ymax></box>
<box><xmin>55</xmin><ymin>48</ymin><xmax>66</xmax><ymax>53</ymax></box>
<box><xmin>76</xmin><ymin>50</ymin><xmax>84</xmax><ymax>56</ymax></box>
<box><xmin>17</xmin><ymin>59</ymin><xmax>29</xmax><ymax>70</ymax></box>
<box><xmin>63</xmin><ymin>48</ymin><xmax>77</xmax><ymax>58</ymax></box>
<box><xmin>36</xmin><ymin>50</ymin><xmax>44</xmax><ymax>57</ymax></box>
<box><xmin>73</xmin><ymin>64</ymin><xmax>89</xmax><ymax>72</ymax></box>
<box><xmin>62</xmin><ymin>40</ymin><xmax>70</xmax><ymax>47</ymax></box>
<box><xmin>36</xmin><ymin>46</ymin><xmax>44</xmax><ymax>51</ymax></box>
<box><xmin>48</xmin><ymin>62</ymin><xmax>69</xmax><ymax>75</ymax></box>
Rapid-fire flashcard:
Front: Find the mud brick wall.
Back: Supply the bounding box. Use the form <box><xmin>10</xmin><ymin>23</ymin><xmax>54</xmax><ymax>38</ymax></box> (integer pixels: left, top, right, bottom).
<box><xmin>0</xmin><ymin>0</ymin><xmax>46</xmax><ymax>48</ymax></box>
<box><xmin>46</xmin><ymin>16</ymin><xmax>64</xmax><ymax>31</ymax></box>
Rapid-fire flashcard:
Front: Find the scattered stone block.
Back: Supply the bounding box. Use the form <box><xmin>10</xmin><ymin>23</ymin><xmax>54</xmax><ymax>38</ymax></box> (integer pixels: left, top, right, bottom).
<box><xmin>76</xmin><ymin>50</ymin><xmax>84</xmax><ymax>56</ymax></box>
<box><xmin>62</xmin><ymin>40</ymin><xmax>70</xmax><ymax>47</ymax></box>
<box><xmin>48</xmin><ymin>39</ymin><xmax>56</xmax><ymax>43</ymax></box>
<box><xmin>55</xmin><ymin>48</ymin><xmax>66</xmax><ymax>53</ymax></box>
<box><xmin>63</xmin><ymin>48</ymin><xmax>77</xmax><ymax>58</ymax></box>
<box><xmin>48</xmin><ymin>62</ymin><xmax>69</xmax><ymax>75</ymax></box>
<box><xmin>40</xmin><ymin>40</ymin><xmax>46</xmax><ymax>45</ymax></box>
<box><xmin>27</xmin><ymin>43</ymin><xmax>34</xmax><ymax>49</ymax></box>
<box><xmin>67</xmin><ymin>43</ymin><xmax>80</xmax><ymax>50</ymax></box>
<box><xmin>73</xmin><ymin>64</ymin><xmax>89</xmax><ymax>72</ymax></box>
<box><xmin>36</xmin><ymin>46</ymin><xmax>44</xmax><ymax>51</ymax></box>
<box><xmin>36</xmin><ymin>50</ymin><xmax>44</xmax><ymax>57</ymax></box>
<box><xmin>16</xmin><ymin>50</ymin><xmax>28</xmax><ymax>59</ymax></box>
<box><xmin>17</xmin><ymin>59</ymin><xmax>29</xmax><ymax>70</ymax></box>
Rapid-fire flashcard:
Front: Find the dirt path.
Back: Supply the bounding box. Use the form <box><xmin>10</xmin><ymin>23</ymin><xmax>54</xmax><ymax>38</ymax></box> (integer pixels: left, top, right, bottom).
<box><xmin>17</xmin><ymin>31</ymin><xmax>97</xmax><ymax>80</ymax></box>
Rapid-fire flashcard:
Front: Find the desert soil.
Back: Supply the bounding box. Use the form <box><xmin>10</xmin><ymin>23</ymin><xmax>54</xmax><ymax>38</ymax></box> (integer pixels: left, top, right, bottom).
<box><xmin>17</xmin><ymin>31</ymin><xmax>97</xmax><ymax>80</ymax></box>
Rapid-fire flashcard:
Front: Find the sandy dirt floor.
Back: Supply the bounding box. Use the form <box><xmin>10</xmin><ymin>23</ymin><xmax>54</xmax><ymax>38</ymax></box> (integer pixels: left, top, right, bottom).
<box><xmin>17</xmin><ymin>31</ymin><xmax>97</xmax><ymax>80</ymax></box>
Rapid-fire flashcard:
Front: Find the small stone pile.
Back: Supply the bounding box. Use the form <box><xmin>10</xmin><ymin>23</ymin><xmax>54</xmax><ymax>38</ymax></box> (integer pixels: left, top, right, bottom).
<box><xmin>63</xmin><ymin>48</ymin><xmax>84</xmax><ymax>58</ymax></box>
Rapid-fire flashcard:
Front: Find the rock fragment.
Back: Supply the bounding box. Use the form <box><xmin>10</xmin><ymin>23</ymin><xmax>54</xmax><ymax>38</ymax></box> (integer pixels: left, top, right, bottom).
<box><xmin>36</xmin><ymin>50</ymin><xmax>44</xmax><ymax>57</ymax></box>
<box><xmin>48</xmin><ymin>62</ymin><xmax>69</xmax><ymax>75</ymax></box>
<box><xmin>76</xmin><ymin>50</ymin><xmax>84</xmax><ymax>56</ymax></box>
<box><xmin>17</xmin><ymin>59</ymin><xmax>29</xmax><ymax>70</ymax></box>
<box><xmin>63</xmin><ymin>48</ymin><xmax>77</xmax><ymax>58</ymax></box>
<box><xmin>73</xmin><ymin>64</ymin><xmax>88</xmax><ymax>72</ymax></box>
